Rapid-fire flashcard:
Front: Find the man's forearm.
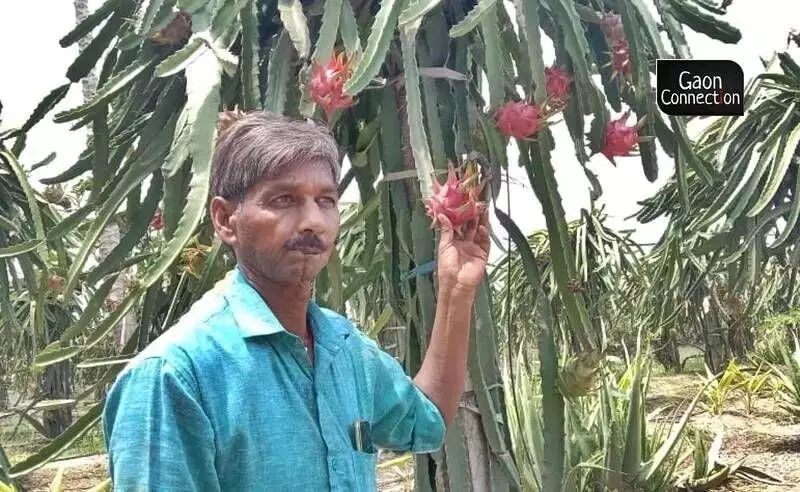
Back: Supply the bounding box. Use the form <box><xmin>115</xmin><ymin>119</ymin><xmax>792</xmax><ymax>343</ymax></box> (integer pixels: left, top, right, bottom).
<box><xmin>413</xmin><ymin>284</ymin><xmax>476</xmax><ymax>425</ymax></box>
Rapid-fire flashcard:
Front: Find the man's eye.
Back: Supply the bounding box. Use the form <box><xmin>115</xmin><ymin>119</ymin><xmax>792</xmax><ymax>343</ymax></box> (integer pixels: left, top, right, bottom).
<box><xmin>318</xmin><ymin>196</ymin><xmax>337</xmax><ymax>207</ymax></box>
<box><xmin>272</xmin><ymin>195</ymin><xmax>294</xmax><ymax>206</ymax></box>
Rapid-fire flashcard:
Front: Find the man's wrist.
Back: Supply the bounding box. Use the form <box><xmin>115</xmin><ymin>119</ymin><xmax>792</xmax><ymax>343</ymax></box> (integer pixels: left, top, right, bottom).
<box><xmin>437</xmin><ymin>280</ymin><xmax>478</xmax><ymax>298</ymax></box>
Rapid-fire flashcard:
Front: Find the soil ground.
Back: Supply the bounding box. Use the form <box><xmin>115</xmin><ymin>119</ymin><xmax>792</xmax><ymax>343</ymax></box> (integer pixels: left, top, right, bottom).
<box><xmin>647</xmin><ymin>373</ymin><xmax>800</xmax><ymax>492</ymax></box>
<box><xmin>14</xmin><ymin>451</ymin><xmax>416</xmax><ymax>492</ymax></box>
<box><xmin>10</xmin><ymin>372</ymin><xmax>800</xmax><ymax>491</ymax></box>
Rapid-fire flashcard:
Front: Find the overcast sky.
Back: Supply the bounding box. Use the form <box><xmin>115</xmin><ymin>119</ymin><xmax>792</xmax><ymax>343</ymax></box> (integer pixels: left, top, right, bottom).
<box><xmin>1</xmin><ymin>1</ymin><xmax>798</xmax><ymax>263</ymax></box>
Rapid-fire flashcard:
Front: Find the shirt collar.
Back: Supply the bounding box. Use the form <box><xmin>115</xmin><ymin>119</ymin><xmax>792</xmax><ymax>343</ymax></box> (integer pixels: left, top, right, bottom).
<box><xmin>223</xmin><ymin>267</ymin><xmax>350</xmax><ymax>351</ymax></box>
<box><xmin>224</xmin><ymin>268</ymin><xmax>284</xmax><ymax>338</ymax></box>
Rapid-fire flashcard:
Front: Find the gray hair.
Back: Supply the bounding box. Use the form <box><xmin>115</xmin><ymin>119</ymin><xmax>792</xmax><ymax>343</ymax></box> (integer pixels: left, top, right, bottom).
<box><xmin>210</xmin><ymin>111</ymin><xmax>341</xmax><ymax>202</ymax></box>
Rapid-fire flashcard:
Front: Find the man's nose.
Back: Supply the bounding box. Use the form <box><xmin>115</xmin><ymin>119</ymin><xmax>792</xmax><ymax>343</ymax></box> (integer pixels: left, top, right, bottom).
<box><xmin>298</xmin><ymin>198</ymin><xmax>327</xmax><ymax>234</ymax></box>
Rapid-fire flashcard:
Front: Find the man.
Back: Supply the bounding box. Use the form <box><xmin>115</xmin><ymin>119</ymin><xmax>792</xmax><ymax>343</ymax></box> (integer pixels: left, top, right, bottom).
<box><xmin>102</xmin><ymin>111</ymin><xmax>490</xmax><ymax>491</ymax></box>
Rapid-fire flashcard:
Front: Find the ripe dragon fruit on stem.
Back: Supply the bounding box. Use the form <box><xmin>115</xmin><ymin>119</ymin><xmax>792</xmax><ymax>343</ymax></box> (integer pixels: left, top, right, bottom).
<box><xmin>494</xmin><ymin>94</ymin><xmax>569</xmax><ymax>141</ymax></box>
<box><xmin>494</xmin><ymin>66</ymin><xmax>573</xmax><ymax>140</ymax></box>
<box><xmin>600</xmin><ymin>13</ymin><xmax>632</xmax><ymax>82</ymax></box>
<box><xmin>309</xmin><ymin>52</ymin><xmax>355</xmax><ymax>119</ymax></box>
<box><xmin>495</xmin><ymin>101</ymin><xmax>541</xmax><ymax>139</ymax></box>
<box><xmin>545</xmin><ymin>65</ymin><xmax>572</xmax><ymax>102</ymax></box>
<box><xmin>600</xmin><ymin>111</ymin><xmax>641</xmax><ymax>162</ymax></box>
<box><xmin>423</xmin><ymin>163</ymin><xmax>488</xmax><ymax>236</ymax></box>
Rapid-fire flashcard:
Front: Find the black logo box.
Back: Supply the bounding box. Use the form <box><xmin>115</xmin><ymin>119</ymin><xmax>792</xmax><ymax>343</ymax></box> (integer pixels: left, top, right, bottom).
<box><xmin>656</xmin><ymin>59</ymin><xmax>744</xmax><ymax>116</ymax></box>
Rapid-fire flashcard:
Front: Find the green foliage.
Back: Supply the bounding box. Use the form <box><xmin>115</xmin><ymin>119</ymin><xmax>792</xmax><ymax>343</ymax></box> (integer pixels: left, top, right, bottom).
<box><xmin>699</xmin><ymin>359</ymin><xmax>772</xmax><ymax>416</ymax></box>
<box><xmin>737</xmin><ymin>364</ymin><xmax>771</xmax><ymax>415</ymax></box>
<box><xmin>673</xmin><ymin>427</ymin><xmax>749</xmax><ymax>491</ymax></box>
<box><xmin>504</xmin><ymin>342</ymin><xmax>714</xmax><ymax>491</ymax></box>
<box><xmin>701</xmin><ymin>360</ymin><xmax>740</xmax><ymax>416</ymax></box>
<box><xmin>0</xmin><ymin>482</ymin><xmax>17</xmax><ymax>492</ymax></box>
<box><xmin>0</xmin><ymin>445</ymin><xmax>15</xmax><ymax>492</ymax></box>
<box><xmin>754</xmin><ymin>308</ymin><xmax>800</xmax><ymax>364</ymax></box>
<box><xmin>765</xmin><ymin>333</ymin><xmax>800</xmax><ymax>417</ymax></box>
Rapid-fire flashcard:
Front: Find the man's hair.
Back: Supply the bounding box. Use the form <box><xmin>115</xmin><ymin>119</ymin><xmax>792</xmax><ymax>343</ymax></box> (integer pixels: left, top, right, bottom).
<box><xmin>210</xmin><ymin>111</ymin><xmax>341</xmax><ymax>202</ymax></box>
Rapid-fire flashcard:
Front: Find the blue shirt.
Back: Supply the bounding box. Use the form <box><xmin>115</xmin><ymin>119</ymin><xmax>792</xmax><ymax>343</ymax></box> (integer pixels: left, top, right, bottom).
<box><xmin>102</xmin><ymin>268</ymin><xmax>446</xmax><ymax>491</ymax></box>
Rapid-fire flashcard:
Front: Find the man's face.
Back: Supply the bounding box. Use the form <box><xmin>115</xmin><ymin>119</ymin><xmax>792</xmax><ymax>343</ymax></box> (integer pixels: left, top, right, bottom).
<box><xmin>213</xmin><ymin>159</ymin><xmax>340</xmax><ymax>285</ymax></box>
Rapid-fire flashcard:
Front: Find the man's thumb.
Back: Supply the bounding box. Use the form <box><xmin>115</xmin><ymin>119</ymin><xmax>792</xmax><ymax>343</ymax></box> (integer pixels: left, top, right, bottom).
<box><xmin>438</xmin><ymin>214</ymin><xmax>454</xmax><ymax>240</ymax></box>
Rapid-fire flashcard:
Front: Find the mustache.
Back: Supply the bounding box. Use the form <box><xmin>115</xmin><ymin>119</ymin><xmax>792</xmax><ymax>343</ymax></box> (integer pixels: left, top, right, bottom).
<box><xmin>285</xmin><ymin>235</ymin><xmax>326</xmax><ymax>252</ymax></box>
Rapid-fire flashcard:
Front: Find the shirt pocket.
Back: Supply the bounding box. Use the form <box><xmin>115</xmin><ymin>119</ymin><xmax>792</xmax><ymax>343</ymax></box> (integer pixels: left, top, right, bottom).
<box><xmin>351</xmin><ymin>450</ymin><xmax>378</xmax><ymax>492</ymax></box>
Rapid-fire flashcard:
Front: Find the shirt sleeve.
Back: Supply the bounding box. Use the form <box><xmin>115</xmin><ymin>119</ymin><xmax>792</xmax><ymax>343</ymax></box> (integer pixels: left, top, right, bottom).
<box><xmin>368</xmin><ymin>346</ymin><xmax>446</xmax><ymax>454</ymax></box>
<box><xmin>102</xmin><ymin>356</ymin><xmax>221</xmax><ymax>492</ymax></box>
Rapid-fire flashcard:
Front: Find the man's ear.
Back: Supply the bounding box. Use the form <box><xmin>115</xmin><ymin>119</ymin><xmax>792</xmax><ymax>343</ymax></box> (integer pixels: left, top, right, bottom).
<box><xmin>210</xmin><ymin>196</ymin><xmax>238</xmax><ymax>248</ymax></box>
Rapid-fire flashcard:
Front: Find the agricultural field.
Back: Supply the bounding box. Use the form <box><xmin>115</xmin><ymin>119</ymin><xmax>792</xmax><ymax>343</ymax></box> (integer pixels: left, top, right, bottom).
<box><xmin>4</xmin><ymin>0</ymin><xmax>800</xmax><ymax>491</ymax></box>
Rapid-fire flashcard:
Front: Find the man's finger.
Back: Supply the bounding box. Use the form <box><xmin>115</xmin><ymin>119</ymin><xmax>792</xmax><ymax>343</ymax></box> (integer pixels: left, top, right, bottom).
<box><xmin>438</xmin><ymin>214</ymin><xmax>454</xmax><ymax>243</ymax></box>
<box><xmin>464</xmin><ymin>219</ymin><xmax>478</xmax><ymax>242</ymax></box>
<box><xmin>479</xmin><ymin>208</ymin><xmax>490</xmax><ymax>228</ymax></box>
<box><xmin>476</xmin><ymin>224</ymin><xmax>490</xmax><ymax>252</ymax></box>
